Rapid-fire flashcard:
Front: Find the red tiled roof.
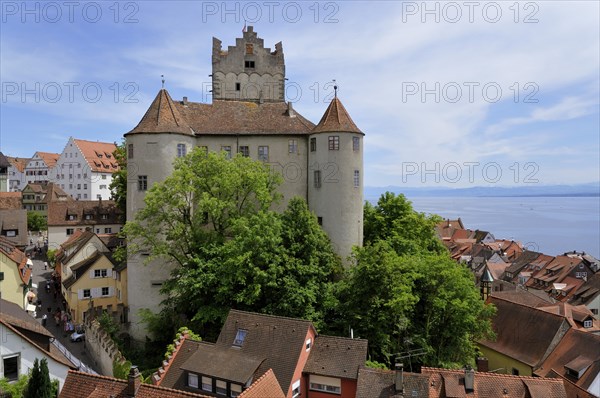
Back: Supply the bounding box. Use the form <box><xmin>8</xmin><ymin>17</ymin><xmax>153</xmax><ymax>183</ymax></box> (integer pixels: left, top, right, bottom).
<box><xmin>35</xmin><ymin>151</ymin><xmax>60</xmax><ymax>168</ymax></box>
<box><xmin>535</xmin><ymin>329</ymin><xmax>600</xmax><ymax>393</ymax></box>
<box><xmin>127</xmin><ymin>90</ymin><xmax>315</xmax><ymax>137</ymax></box>
<box><xmin>479</xmin><ymin>296</ymin><xmax>570</xmax><ymax>369</ymax></box>
<box><xmin>238</xmin><ymin>369</ymin><xmax>285</xmax><ymax>398</ymax></box>
<box><xmin>6</xmin><ymin>156</ymin><xmax>29</xmax><ymax>172</ymax></box>
<box><xmin>423</xmin><ymin>367</ymin><xmax>567</xmax><ymax>398</ymax></box>
<box><xmin>0</xmin><ymin>192</ymin><xmax>22</xmax><ymax>209</ymax></box>
<box><xmin>59</xmin><ymin>370</ymin><xmax>209</xmax><ymax>398</ymax></box>
<box><xmin>73</xmin><ymin>139</ymin><xmax>119</xmax><ymax>173</ymax></box>
<box><xmin>303</xmin><ymin>335</ymin><xmax>368</xmax><ymax>380</ymax></box>
<box><xmin>312</xmin><ymin>96</ymin><xmax>362</xmax><ymax>134</ymax></box>
<box><xmin>0</xmin><ymin>236</ymin><xmax>30</xmax><ymax>285</ymax></box>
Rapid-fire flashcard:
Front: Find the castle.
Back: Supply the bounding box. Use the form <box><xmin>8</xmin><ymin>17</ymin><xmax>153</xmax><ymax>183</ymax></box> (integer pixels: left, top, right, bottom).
<box><xmin>125</xmin><ymin>27</ymin><xmax>364</xmax><ymax>340</ymax></box>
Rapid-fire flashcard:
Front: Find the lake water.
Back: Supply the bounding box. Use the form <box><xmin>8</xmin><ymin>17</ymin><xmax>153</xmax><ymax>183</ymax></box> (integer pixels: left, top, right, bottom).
<box><xmin>402</xmin><ymin>196</ymin><xmax>600</xmax><ymax>258</ymax></box>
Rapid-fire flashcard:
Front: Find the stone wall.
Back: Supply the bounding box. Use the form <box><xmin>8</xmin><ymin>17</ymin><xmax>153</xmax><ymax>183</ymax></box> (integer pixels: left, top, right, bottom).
<box><xmin>83</xmin><ymin>309</ymin><xmax>127</xmax><ymax>377</ymax></box>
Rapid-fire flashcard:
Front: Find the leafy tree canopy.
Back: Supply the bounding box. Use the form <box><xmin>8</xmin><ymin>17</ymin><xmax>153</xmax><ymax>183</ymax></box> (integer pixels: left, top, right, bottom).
<box><xmin>363</xmin><ymin>192</ymin><xmax>445</xmax><ymax>255</ymax></box>
<box><xmin>109</xmin><ymin>139</ymin><xmax>127</xmax><ymax>220</ymax></box>
<box><xmin>27</xmin><ymin>211</ymin><xmax>47</xmax><ymax>232</ymax></box>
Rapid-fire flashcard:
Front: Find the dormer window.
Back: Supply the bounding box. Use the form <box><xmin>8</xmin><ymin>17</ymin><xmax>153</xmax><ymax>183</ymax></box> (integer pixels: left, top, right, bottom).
<box><xmin>244</xmin><ymin>60</ymin><xmax>255</xmax><ymax>69</ymax></box>
<box><xmin>233</xmin><ymin>329</ymin><xmax>247</xmax><ymax>347</ymax></box>
<box><xmin>584</xmin><ymin>319</ymin><xmax>593</xmax><ymax>328</ymax></box>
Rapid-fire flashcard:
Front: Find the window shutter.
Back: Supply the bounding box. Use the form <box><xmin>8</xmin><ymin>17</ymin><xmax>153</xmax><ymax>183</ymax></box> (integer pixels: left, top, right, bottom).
<box><xmin>112</xmin><ymin>270</ymin><xmax>117</xmax><ymax>279</ymax></box>
<box><xmin>91</xmin><ymin>288</ymin><xmax>100</xmax><ymax>298</ymax></box>
<box><xmin>89</xmin><ymin>270</ymin><xmax>95</xmax><ymax>279</ymax></box>
<box><xmin>78</xmin><ymin>290</ymin><xmax>83</xmax><ymax>299</ymax></box>
<box><xmin>108</xmin><ymin>287</ymin><xmax>114</xmax><ymax>297</ymax></box>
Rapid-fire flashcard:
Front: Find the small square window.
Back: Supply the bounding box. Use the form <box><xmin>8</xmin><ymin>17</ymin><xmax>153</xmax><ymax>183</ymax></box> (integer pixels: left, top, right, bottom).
<box><xmin>233</xmin><ymin>329</ymin><xmax>247</xmax><ymax>347</ymax></box>
<box><xmin>328</xmin><ymin>136</ymin><xmax>339</xmax><ymax>150</ymax></box>
<box><xmin>353</xmin><ymin>136</ymin><xmax>360</xmax><ymax>151</ymax></box>
<box><xmin>66</xmin><ymin>228</ymin><xmax>74</xmax><ymax>236</ymax></box>
<box><xmin>244</xmin><ymin>60</ymin><xmax>255</xmax><ymax>68</ymax></box>
<box><xmin>177</xmin><ymin>143</ymin><xmax>187</xmax><ymax>157</ymax></box>
<box><xmin>188</xmin><ymin>373</ymin><xmax>199</xmax><ymax>388</ymax></box>
<box><xmin>288</xmin><ymin>139</ymin><xmax>298</xmax><ymax>154</ymax></box>
<box><xmin>221</xmin><ymin>146</ymin><xmax>232</xmax><ymax>159</ymax></box>
<box><xmin>83</xmin><ymin>289</ymin><xmax>91</xmax><ymax>298</ymax></box>
<box><xmin>258</xmin><ymin>146</ymin><xmax>269</xmax><ymax>162</ymax></box>
<box><xmin>3</xmin><ymin>355</ymin><xmax>19</xmax><ymax>381</ymax></box>
<box><xmin>584</xmin><ymin>319</ymin><xmax>593</xmax><ymax>328</ymax></box>
<box><xmin>138</xmin><ymin>175</ymin><xmax>148</xmax><ymax>191</ymax></box>
<box><xmin>202</xmin><ymin>376</ymin><xmax>213</xmax><ymax>392</ymax></box>
<box><xmin>235</xmin><ymin>83</ymin><xmax>241</xmax><ymax>91</ymax></box>
<box><xmin>314</xmin><ymin>170</ymin><xmax>322</xmax><ymax>188</ymax></box>
<box><xmin>239</xmin><ymin>146</ymin><xmax>249</xmax><ymax>157</ymax></box>
<box><xmin>102</xmin><ymin>287</ymin><xmax>109</xmax><ymax>296</ymax></box>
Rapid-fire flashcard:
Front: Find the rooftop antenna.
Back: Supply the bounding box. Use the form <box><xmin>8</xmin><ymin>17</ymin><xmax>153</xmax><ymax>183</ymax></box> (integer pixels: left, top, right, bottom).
<box><xmin>161</xmin><ymin>75</ymin><xmax>165</xmax><ymax>89</ymax></box>
<box><xmin>333</xmin><ymin>79</ymin><xmax>338</xmax><ymax>98</ymax></box>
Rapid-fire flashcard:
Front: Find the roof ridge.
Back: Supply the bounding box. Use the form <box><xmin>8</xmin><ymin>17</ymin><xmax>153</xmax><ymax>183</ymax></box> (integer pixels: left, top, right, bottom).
<box><xmin>238</xmin><ymin>368</ymin><xmax>276</xmax><ymax>397</ymax></box>
<box><xmin>229</xmin><ymin>309</ymin><xmax>314</xmax><ymax>324</ymax></box>
<box><xmin>316</xmin><ymin>334</ymin><xmax>368</xmax><ymax>342</ymax></box>
<box><xmin>490</xmin><ymin>296</ymin><xmax>570</xmax><ymax>320</ymax></box>
<box><xmin>421</xmin><ymin>367</ymin><xmax>564</xmax><ymax>381</ymax></box>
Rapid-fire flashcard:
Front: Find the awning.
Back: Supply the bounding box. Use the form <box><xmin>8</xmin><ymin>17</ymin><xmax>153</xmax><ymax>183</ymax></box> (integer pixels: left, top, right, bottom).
<box><xmin>26</xmin><ymin>304</ymin><xmax>36</xmax><ymax>312</ymax></box>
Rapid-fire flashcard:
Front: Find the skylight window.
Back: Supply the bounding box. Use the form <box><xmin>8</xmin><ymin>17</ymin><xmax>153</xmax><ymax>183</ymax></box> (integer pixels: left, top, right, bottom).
<box><xmin>233</xmin><ymin>329</ymin><xmax>247</xmax><ymax>347</ymax></box>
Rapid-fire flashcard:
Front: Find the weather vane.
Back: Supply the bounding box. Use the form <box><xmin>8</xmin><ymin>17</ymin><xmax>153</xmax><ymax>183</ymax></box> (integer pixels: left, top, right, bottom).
<box><xmin>161</xmin><ymin>74</ymin><xmax>165</xmax><ymax>89</ymax></box>
<box><xmin>333</xmin><ymin>79</ymin><xmax>338</xmax><ymax>97</ymax></box>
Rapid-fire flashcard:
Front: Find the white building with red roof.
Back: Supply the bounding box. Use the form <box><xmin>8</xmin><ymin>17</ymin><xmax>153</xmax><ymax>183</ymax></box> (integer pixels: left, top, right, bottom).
<box><xmin>52</xmin><ymin>137</ymin><xmax>119</xmax><ymax>200</ymax></box>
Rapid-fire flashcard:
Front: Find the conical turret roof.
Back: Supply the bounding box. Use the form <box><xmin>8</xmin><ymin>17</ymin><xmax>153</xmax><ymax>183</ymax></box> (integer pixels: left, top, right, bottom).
<box><xmin>126</xmin><ymin>89</ymin><xmax>194</xmax><ymax>136</ymax></box>
<box><xmin>312</xmin><ymin>96</ymin><xmax>362</xmax><ymax>134</ymax></box>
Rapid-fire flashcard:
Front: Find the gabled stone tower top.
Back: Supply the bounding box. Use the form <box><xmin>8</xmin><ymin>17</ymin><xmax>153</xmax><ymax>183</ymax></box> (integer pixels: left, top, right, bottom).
<box><xmin>211</xmin><ymin>26</ymin><xmax>285</xmax><ymax>102</ymax></box>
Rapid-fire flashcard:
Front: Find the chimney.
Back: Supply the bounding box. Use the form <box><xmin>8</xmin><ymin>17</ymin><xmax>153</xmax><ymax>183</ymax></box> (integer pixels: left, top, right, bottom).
<box><xmin>182</xmin><ymin>96</ymin><xmax>188</xmax><ymax>105</ymax></box>
<box><xmin>287</xmin><ymin>102</ymin><xmax>296</xmax><ymax>117</ymax></box>
<box><xmin>395</xmin><ymin>363</ymin><xmax>404</xmax><ymax>394</ymax></box>
<box><xmin>464</xmin><ymin>366</ymin><xmax>475</xmax><ymax>393</ymax></box>
<box><xmin>127</xmin><ymin>366</ymin><xmax>141</xmax><ymax>397</ymax></box>
<box><xmin>476</xmin><ymin>357</ymin><xmax>489</xmax><ymax>372</ymax></box>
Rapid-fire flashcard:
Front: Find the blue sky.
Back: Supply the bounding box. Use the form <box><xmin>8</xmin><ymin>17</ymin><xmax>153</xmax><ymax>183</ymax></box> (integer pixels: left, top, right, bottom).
<box><xmin>1</xmin><ymin>1</ymin><xmax>598</xmax><ymax>188</ymax></box>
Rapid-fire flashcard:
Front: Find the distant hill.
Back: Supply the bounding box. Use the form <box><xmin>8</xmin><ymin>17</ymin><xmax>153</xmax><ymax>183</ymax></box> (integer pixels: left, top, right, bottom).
<box><xmin>365</xmin><ymin>183</ymin><xmax>600</xmax><ymax>201</ymax></box>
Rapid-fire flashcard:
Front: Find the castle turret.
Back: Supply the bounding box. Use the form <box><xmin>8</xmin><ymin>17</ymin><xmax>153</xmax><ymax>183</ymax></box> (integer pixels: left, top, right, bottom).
<box><xmin>212</xmin><ymin>26</ymin><xmax>285</xmax><ymax>102</ymax></box>
<box><xmin>308</xmin><ymin>94</ymin><xmax>364</xmax><ymax>264</ymax></box>
<box><xmin>124</xmin><ymin>88</ymin><xmax>196</xmax><ymax>340</ymax></box>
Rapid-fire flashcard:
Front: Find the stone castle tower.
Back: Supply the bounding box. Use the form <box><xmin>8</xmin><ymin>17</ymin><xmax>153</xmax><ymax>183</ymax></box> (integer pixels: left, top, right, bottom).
<box><xmin>125</xmin><ymin>27</ymin><xmax>363</xmax><ymax>340</ymax></box>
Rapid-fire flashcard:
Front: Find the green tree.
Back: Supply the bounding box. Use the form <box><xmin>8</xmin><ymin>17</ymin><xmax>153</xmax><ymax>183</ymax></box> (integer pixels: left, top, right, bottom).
<box><xmin>0</xmin><ymin>375</ymin><xmax>29</xmax><ymax>398</ymax></box>
<box><xmin>109</xmin><ymin>139</ymin><xmax>127</xmax><ymax>220</ymax></box>
<box><xmin>363</xmin><ymin>192</ymin><xmax>445</xmax><ymax>255</ymax></box>
<box><xmin>161</xmin><ymin>199</ymin><xmax>340</xmax><ymax>339</ymax></box>
<box><xmin>24</xmin><ymin>358</ymin><xmax>52</xmax><ymax>398</ymax></box>
<box><xmin>337</xmin><ymin>245</ymin><xmax>494</xmax><ymax>368</ymax></box>
<box><xmin>124</xmin><ymin>149</ymin><xmax>282</xmax><ymax>267</ymax></box>
<box><xmin>27</xmin><ymin>211</ymin><xmax>47</xmax><ymax>232</ymax></box>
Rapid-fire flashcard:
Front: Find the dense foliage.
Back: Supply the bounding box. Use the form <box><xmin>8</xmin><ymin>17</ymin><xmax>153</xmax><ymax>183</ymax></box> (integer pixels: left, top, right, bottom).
<box><xmin>124</xmin><ymin>149</ymin><xmax>494</xmax><ymax>371</ymax></box>
<box><xmin>23</xmin><ymin>358</ymin><xmax>52</xmax><ymax>398</ymax></box>
<box><xmin>109</xmin><ymin>139</ymin><xmax>127</xmax><ymax>220</ymax></box>
<box><xmin>125</xmin><ymin>149</ymin><xmax>340</xmax><ymax>340</ymax></box>
<box><xmin>27</xmin><ymin>211</ymin><xmax>47</xmax><ymax>232</ymax></box>
<box><xmin>334</xmin><ymin>193</ymin><xmax>495</xmax><ymax>368</ymax></box>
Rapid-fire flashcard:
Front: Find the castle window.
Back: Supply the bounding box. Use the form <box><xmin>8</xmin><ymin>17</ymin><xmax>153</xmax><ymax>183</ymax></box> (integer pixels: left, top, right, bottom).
<box><xmin>246</xmin><ymin>43</ymin><xmax>253</xmax><ymax>54</ymax></box>
<box><xmin>310</xmin><ymin>138</ymin><xmax>316</xmax><ymax>152</ymax></box>
<box><xmin>288</xmin><ymin>140</ymin><xmax>298</xmax><ymax>154</ymax></box>
<box><xmin>138</xmin><ymin>175</ymin><xmax>148</xmax><ymax>191</ymax></box>
<box><xmin>244</xmin><ymin>60</ymin><xmax>255</xmax><ymax>69</ymax></box>
<box><xmin>128</xmin><ymin>144</ymin><xmax>134</xmax><ymax>159</ymax></box>
<box><xmin>314</xmin><ymin>170</ymin><xmax>322</xmax><ymax>188</ymax></box>
<box><xmin>239</xmin><ymin>146</ymin><xmax>249</xmax><ymax>157</ymax></box>
<box><xmin>354</xmin><ymin>170</ymin><xmax>360</xmax><ymax>187</ymax></box>
<box><xmin>353</xmin><ymin>136</ymin><xmax>360</xmax><ymax>151</ymax></box>
<box><xmin>221</xmin><ymin>146</ymin><xmax>232</xmax><ymax>159</ymax></box>
<box><xmin>317</xmin><ymin>217</ymin><xmax>323</xmax><ymax>226</ymax></box>
<box><xmin>328</xmin><ymin>136</ymin><xmax>339</xmax><ymax>150</ymax></box>
<box><xmin>258</xmin><ymin>146</ymin><xmax>269</xmax><ymax>162</ymax></box>
<box><xmin>235</xmin><ymin>83</ymin><xmax>241</xmax><ymax>91</ymax></box>
<box><xmin>177</xmin><ymin>143</ymin><xmax>187</xmax><ymax>158</ymax></box>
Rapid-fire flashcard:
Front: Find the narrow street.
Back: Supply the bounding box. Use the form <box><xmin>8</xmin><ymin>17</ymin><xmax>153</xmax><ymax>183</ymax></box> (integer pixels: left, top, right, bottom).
<box><xmin>29</xmin><ymin>252</ymin><xmax>101</xmax><ymax>374</ymax></box>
